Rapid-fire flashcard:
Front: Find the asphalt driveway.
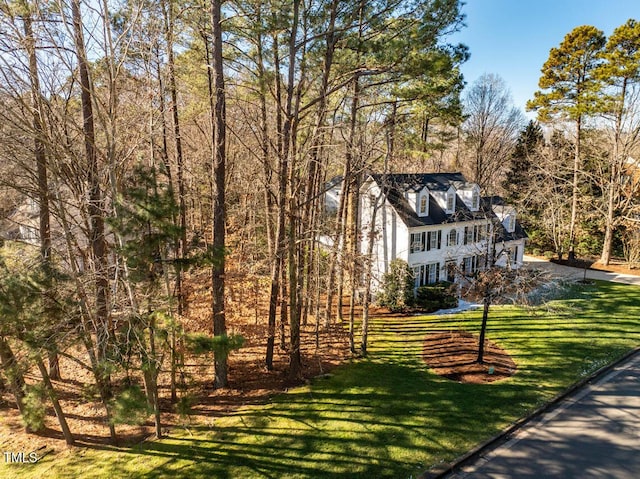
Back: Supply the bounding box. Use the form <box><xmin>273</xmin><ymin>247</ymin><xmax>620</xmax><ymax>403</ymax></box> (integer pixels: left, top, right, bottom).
<box><xmin>443</xmin><ymin>351</ymin><xmax>640</xmax><ymax>478</ymax></box>
<box><xmin>437</xmin><ymin>258</ymin><xmax>640</xmax><ymax>478</ymax></box>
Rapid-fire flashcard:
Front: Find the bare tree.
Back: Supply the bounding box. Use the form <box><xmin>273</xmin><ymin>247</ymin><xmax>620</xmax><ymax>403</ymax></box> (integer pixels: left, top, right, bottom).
<box><xmin>463</xmin><ymin>74</ymin><xmax>524</xmax><ymax>191</ymax></box>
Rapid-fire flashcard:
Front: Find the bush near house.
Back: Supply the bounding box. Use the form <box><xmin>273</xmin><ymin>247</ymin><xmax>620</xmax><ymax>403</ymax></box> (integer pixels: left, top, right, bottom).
<box><xmin>377</xmin><ymin>259</ymin><xmax>458</xmax><ymax>313</ymax></box>
<box><xmin>376</xmin><ymin>259</ymin><xmax>414</xmax><ymax>312</ymax></box>
<box><xmin>410</xmin><ymin>282</ymin><xmax>458</xmax><ymax>312</ymax></box>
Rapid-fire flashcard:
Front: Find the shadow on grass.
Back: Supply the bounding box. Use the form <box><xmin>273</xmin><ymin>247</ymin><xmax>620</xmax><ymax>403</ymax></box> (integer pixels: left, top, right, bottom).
<box><xmin>59</xmin><ymin>352</ymin><xmax>604</xmax><ymax>479</ymax></box>
<box><xmin>18</xmin><ymin>280</ymin><xmax>640</xmax><ymax>479</ymax></box>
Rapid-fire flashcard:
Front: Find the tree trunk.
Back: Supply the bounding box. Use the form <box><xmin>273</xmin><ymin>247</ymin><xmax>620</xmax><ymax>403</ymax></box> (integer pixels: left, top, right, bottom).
<box><xmin>149</xmin><ymin>319</ymin><xmax>162</xmax><ymax>439</ymax></box>
<box><xmin>600</xmin><ymin>187</ymin><xmax>615</xmax><ymax>266</ymax></box>
<box><xmin>70</xmin><ymin>0</ymin><xmax>116</xmax><ymax>444</ymax></box>
<box><xmin>477</xmin><ymin>296</ymin><xmax>491</xmax><ymax>364</ymax></box>
<box><xmin>360</xmin><ymin>214</ymin><xmax>377</xmax><ymax>355</ymax></box>
<box><xmin>163</xmin><ymin>0</ymin><xmax>188</xmax><ymax>316</ymax></box>
<box><xmin>324</xmin><ymin>161</ymin><xmax>351</xmax><ymax>327</ymax></box>
<box><xmin>0</xmin><ymin>338</ymin><xmax>26</xmax><ymax>416</ymax></box>
<box><xmin>600</xmin><ymin>79</ymin><xmax>627</xmax><ymax>266</ymax></box>
<box><xmin>20</xmin><ymin>5</ymin><xmax>59</xmax><ymax>380</ymax></box>
<box><xmin>71</xmin><ymin>0</ymin><xmax>111</xmax><ymax>344</ymax></box>
<box><xmin>35</xmin><ymin>356</ymin><xmax>74</xmax><ymax>446</ymax></box>
<box><xmin>265</xmin><ymin>27</ymin><xmax>286</xmax><ymax>371</ymax></box>
<box><xmin>54</xmin><ymin>188</ymin><xmax>117</xmax><ymax>442</ymax></box>
<box><xmin>255</xmin><ymin>10</ymin><xmax>275</xmax><ymax>261</ymax></box>
<box><xmin>210</xmin><ymin>0</ymin><xmax>227</xmax><ymax>389</ymax></box>
<box><xmin>285</xmin><ymin>0</ymin><xmax>302</xmax><ymax>381</ymax></box>
<box><xmin>299</xmin><ymin>0</ymin><xmax>338</xmax><ymax>331</ymax></box>
<box><xmin>568</xmin><ymin>115</ymin><xmax>582</xmax><ymax>262</ymax></box>
<box><xmin>279</xmin><ymin>271</ymin><xmax>288</xmax><ymax>350</ymax></box>
<box><xmin>287</xmin><ymin>208</ymin><xmax>302</xmax><ymax>380</ymax></box>
<box><xmin>362</xmin><ymin>108</ymin><xmax>393</xmax><ymax>355</ymax></box>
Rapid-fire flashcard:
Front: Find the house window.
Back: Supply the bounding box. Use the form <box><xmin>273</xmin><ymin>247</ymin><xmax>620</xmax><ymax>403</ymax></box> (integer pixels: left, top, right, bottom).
<box><xmin>446</xmin><ymin>193</ymin><xmax>455</xmax><ymax>212</ymax></box>
<box><xmin>477</xmin><ymin>254</ymin><xmax>487</xmax><ymax>271</ymax></box>
<box><xmin>447</xmin><ymin>229</ymin><xmax>458</xmax><ymax>246</ymax></box>
<box><xmin>507</xmin><ymin>215</ymin><xmax>516</xmax><ymax>232</ymax></box>
<box><xmin>426</xmin><ymin>230</ymin><xmax>441</xmax><ymax>251</ymax></box>
<box><xmin>413</xmin><ymin>267</ymin><xmax>421</xmax><ymax>288</ymax></box>
<box><xmin>445</xmin><ymin>261</ymin><xmax>456</xmax><ymax>282</ymax></box>
<box><xmin>414</xmin><ymin>263</ymin><xmax>440</xmax><ymax>287</ymax></box>
<box><xmin>462</xmin><ymin>256</ymin><xmax>471</xmax><ymax>273</ymax></box>
<box><xmin>427</xmin><ymin>262</ymin><xmax>439</xmax><ymax>284</ymax></box>
<box><xmin>464</xmin><ymin>226</ymin><xmax>474</xmax><ymax>245</ymax></box>
<box><xmin>472</xmin><ymin>190</ymin><xmax>479</xmax><ymax>209</ymax></box>
<box><xmin>410</xmin><ymin>232</ymin><xmax>425</xmax><ymax>253</ymax></box>
<box><xmin>462</xmin><ymin>256</ymin><xmax>479</xmax><ymax>274</ymax></box>
<box><xmin>476</xmin><ymin>224</ymin><xmax>487</xmax><ymax>242</ymax></box>
<box><xmin>509</xmin><ymin>246</ymin><xmax>519</xmax><ymax>266</ymax></box>
<box><xmin>419</xmin><ymin>194</ymin><xmax>428</xmax><ymax>215</ymax></box>
<box><xmin>471</xmin><ymin>223</ymin><xmax>489</xmax><ymax>243</ymax></box>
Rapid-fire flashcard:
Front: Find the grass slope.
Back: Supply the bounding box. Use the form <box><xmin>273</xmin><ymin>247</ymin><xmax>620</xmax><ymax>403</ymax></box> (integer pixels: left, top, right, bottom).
<box><xmin>3</xmin><ymin>281</ymin><xmax>639</xmax><ymax>479</ymax></box>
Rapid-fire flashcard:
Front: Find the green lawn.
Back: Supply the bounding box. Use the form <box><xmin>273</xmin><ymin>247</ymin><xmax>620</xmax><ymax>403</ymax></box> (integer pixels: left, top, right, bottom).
<box><xmin>3</xmin><ymin>281</ymin><xmax>640</xmax><ymax>479</ymax></box>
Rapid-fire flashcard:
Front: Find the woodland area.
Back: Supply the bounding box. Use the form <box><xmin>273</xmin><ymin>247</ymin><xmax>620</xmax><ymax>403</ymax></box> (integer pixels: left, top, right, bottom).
<box><xmin>0</xmin><ymin>0</ymin><xmax>639</xmax><ymax>447</ymax></box>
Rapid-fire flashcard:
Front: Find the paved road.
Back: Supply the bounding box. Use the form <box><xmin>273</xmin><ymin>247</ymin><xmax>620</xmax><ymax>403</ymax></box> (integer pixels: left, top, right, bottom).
<box><xmin>445</xmin><ymin>352</ymin><xmax>640</xmax><ymax>479</ymax></box>
<box><xmin>524</xmin><ymin>255</ymin><xmax>640</xmax><ymax>286</ymax></box>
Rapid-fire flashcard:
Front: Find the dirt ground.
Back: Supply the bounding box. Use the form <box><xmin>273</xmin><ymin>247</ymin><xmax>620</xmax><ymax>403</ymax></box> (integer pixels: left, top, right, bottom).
<box><xmin>423</xmin><ymin>331</ymin><xmax>517</xmax><ymax>383</ymax></box>
<box><xmin>588</xmin><ymin>259</ymin><xmax>640</xmax><ymax>275</ymax></box>
<box><xmin>546</xmin><ymin>255</ymin><xmax>640</xmax><ymax>276</ymax></box>
<box><xmin>0</xmin><ymin>269</ymin><xmax>355</xmax><ymax>452</ymax></box>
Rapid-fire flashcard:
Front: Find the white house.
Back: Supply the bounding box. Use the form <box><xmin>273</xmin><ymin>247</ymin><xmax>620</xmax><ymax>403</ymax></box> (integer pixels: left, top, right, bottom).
<box><xmin>324</xmin><ymin>175</ymin><xmax>343</xmax><ymax>213</ymax></box>
<box><xmin>359</xmin><ymin>173</ymin><xmax>527</xmax><ymax>290</ymax></box>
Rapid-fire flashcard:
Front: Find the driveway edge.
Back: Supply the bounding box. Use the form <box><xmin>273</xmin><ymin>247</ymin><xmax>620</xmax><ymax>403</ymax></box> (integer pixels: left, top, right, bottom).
<box><xmin>420</xmin><ymin>346</ymin><xmax>640</xmax><ymax>479</ymax></box>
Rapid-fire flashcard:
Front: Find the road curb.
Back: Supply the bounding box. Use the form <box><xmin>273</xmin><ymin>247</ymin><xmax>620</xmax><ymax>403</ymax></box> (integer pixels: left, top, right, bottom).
<box><xmin>419</xmin><ymin>346</ymin><xmax>640</xmax><ymax>479</ymax></box>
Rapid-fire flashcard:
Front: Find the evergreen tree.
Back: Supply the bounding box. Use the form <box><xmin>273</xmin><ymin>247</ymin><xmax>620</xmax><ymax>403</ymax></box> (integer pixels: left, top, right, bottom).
<box><xmin>109</xmin><ymin>164</ymin><xmax>183</xmax><ymax>439</ymax></box>
<box><xmin>503</xmin><ymin>120</ymin><xmax>543</xmax><ymax>202</ymax></box>
<box><xmin>528</xmin><ymin>25</ymin><xmax>606</xmax><ymax>260</ymax></box>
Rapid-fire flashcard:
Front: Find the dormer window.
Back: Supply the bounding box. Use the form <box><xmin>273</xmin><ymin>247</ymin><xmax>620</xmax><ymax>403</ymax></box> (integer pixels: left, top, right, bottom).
<box><xmin>418</xmin><ymin>194</ymin><xmax>428</xmax><ymax>216</ymax></box>
<box><xmin>446</xmin><ymin>193</ymin><xmax>455</xmax><ymax>212</ymax></box>
<box><xmin>506</xmin><ymin>214</ymin><xmax>516</xmax><ymax>233</ymax></box>
<box><xmin>472</xmin><ymin>190</ymin><xmax>479</xmax><ymax>210</ymax></box>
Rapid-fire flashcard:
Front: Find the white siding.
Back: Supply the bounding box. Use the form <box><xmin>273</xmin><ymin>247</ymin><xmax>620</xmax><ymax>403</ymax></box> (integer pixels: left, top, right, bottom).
<box><xmin>494</xmin><ymin>239</ymin><xmax>526</xmax><ymax>269</ymax></box>
<box><xmin>407</xmin><ymin>220</ymin><xmax>493</xmax><ymax>278</ymax></box>
<box><xmin>457</xmin><ymin>185</ymin><xmax>481</xmax><ymax>211</ymax></box>
<box><xmin>360</xmin><ymin>176</ymin><xmax>526</xmax><ymax>293</ymax></box>
<box><xmin>360</xmin><ymin>181</ymin><xmax>409</xmax><ymax>290</ymax></box>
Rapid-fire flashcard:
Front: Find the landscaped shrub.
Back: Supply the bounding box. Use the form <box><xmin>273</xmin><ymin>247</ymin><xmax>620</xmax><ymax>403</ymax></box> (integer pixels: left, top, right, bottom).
<box><xmin>410</xmin><ymin>282</ymin><xmax>458</xmax><ymax>313</ymax></box>
<box><xmin>378</xmin><ymin>263</ymin><xmax>459</xmax><ymax>313</ymax></box>
<box><xmin>377</xmin><ymin>259</ymin><xmax>414</xmax><ymax>312</ymax></box>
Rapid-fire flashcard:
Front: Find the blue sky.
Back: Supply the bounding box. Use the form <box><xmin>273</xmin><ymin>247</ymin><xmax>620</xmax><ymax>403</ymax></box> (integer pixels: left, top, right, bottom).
<box><xmin>449</xmin><ymin>0</ymin><xmax>640</xmax><ymax>117</ymax></box>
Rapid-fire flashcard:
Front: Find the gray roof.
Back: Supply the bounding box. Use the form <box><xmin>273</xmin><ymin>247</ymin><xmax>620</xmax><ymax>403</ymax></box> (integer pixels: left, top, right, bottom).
<box><xmin>369</xmin><ymin>173</ymin><xmax>484</xmax><ymax>227</ymax></box>
<box><xmin>482</xmin><ymin>196</ymin><xmax>528</xmax><ymax>242</ymax></box>
<box><xmin>367</xmin><ymin>173</ymin><xmax>528</xmax><ymax>241</ymax></box>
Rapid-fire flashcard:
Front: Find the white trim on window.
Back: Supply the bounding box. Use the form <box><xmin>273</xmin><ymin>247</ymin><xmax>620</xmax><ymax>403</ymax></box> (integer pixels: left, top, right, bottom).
<box><xmin>414</xmin><ymin>263</ymin><xmax>441</xmax><ymax>287</ymax></box>
<box><xmin>446</xmin><ymin>193</ymin><xmax>455</xmax><ymax>212</ymax></box>
<box><xmin>448</xmin><ymin>228</ymin><xmax>458</xmax><ymax>246</ymax></box>
<box><xmin>472</xmin><ymin>190</ymin><xmax>479</xmax><ymax>210</ymax></box>
<box><xmin>419</xmin><ymin>194</ymin><xmax>428</xmax><ymax>216</ymax></box>
<box><xmin>410</xmin><ymin>232</ymin><xmax>425</xmax><ymax>253</ymax></box>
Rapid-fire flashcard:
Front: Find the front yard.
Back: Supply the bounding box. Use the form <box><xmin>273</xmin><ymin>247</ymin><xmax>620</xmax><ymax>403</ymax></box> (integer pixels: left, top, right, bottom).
<box><xmin>2</xmin><ymin>280</ymin><xmax>639</xmax><ymax>479</ymax></box>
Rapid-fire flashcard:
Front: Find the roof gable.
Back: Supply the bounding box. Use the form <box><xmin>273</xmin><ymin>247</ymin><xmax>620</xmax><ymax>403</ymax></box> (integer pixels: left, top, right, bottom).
<box><xmin>369</xmin><ymin>173</ymin><xmax>487</xmax><ymax>227</ymax></box>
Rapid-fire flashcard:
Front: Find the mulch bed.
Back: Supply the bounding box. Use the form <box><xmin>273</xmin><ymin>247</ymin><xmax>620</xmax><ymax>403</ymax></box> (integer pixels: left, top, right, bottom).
<box><xmin>423</xmin><ymin>331</ymin><xmax>517</xmax><ymax>383</ymax></box>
